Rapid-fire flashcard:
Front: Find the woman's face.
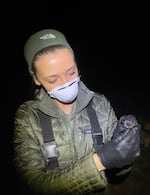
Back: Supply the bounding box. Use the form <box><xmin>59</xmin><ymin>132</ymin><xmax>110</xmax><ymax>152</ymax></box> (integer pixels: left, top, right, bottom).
<box><xmin>33</xmin><ymin>48</ymin><xmax>79</xmax><ymax>92</ymax></box>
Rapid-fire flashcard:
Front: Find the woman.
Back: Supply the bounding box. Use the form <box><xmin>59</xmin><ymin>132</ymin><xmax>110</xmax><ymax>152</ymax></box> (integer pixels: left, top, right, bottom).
<box><xmin>13</xmin><ymin>29</ymin><xmax>141</xmax><ymax>194</ymax></box>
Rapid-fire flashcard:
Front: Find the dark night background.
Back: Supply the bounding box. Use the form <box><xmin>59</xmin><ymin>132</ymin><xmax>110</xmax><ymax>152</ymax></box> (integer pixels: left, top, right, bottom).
<box><xmin>3</xmin><ymin>1</ymin><xmax>150</xmax><ymax>194</ymax></box>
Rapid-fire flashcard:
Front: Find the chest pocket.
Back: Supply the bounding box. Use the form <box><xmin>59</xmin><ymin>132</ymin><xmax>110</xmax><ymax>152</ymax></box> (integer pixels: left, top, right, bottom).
<box><xmin>38</xmin><ymin>99</ymin><xmax>103</xmax><ymax>170</ymax></box>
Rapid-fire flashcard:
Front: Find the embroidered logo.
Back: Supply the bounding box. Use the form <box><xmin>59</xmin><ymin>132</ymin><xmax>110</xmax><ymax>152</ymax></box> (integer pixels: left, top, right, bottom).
<box><xmin>83</xmin><ymin>128</ymin><xmax>92</xmax><ymax>134</ymax></box>
<box><xmin>40</xmin><ymin>33</ymin><xmax>56</xmax><ymax>40</ymax></box>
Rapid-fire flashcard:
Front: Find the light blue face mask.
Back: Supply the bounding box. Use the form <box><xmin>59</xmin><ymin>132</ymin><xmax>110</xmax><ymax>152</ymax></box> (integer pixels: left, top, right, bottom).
<box><xmin>48</xmin><ymin>77</ymin><xmax>80</xmax><ymax>103</ymax></box>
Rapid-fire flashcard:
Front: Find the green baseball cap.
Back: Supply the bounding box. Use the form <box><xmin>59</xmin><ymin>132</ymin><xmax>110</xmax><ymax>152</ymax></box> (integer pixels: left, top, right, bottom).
<box><xmin>24</xmin><ymin>29</ymin><xmax>73</xmax><ymax>75</ymax></box>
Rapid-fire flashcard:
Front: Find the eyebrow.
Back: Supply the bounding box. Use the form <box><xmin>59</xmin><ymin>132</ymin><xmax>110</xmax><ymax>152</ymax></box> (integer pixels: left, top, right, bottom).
<box><xmin>45</xmin><ymin>64</ymin><xmax>76</xmax><ymax>79</ymax></box>
<box><xmin>66</xmin><ymin>64</ymin><xmax>76</xmax><ymax>72</ymax></box>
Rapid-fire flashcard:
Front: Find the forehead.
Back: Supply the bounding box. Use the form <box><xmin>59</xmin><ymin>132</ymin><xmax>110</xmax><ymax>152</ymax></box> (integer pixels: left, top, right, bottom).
<box><xmin>36</xmin><ymin>47</ymin><xmax>74</xmax><ymax>63</ymax></box>
<box><xmin>34</xmin><ymin>48</ymin><xmax>76</xmax><ymax>75</ymax></box>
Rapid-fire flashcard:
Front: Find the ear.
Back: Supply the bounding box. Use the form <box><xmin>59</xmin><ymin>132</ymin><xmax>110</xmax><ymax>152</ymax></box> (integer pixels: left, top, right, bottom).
<box><xmin>32</xmin><ymin>73</ymin><xmax>41</xmax><ymax>86</ymax></box>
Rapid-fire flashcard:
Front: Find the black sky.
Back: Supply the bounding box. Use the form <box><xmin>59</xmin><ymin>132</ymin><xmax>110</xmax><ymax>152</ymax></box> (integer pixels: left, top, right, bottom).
<box><xmin>3</xmin><ymin>2</ymin><xmax>149</xmax><ymax>117</ymax></box>
<box><xmin>6</xmin><ymin>2</ymin><xmax>149</xmax><ymax>117</ymax></box>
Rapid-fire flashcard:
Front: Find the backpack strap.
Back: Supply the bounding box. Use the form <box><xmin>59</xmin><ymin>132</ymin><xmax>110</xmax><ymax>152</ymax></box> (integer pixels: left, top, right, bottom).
<box><xmin>86</xmin><ymin>100</ymin><xmax>103</xmax><ymax>148</ymax></box>
<box><xmin>38</xmin><ymin>110</ymin><xmax>59</xmax><ymax>169</ymax></box>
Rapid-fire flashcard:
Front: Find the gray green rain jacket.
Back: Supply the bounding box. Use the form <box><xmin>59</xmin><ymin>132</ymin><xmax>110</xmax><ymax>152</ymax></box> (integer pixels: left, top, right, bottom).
<box><xmin>14</xmin><ymin>81</ymin><xmax>118</xmax><ymax>194</ymax></box>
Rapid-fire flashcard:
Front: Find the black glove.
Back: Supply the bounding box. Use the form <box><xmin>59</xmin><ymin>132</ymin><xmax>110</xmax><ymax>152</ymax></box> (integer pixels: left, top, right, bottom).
<box><xmin>97</xmin><ymin>115</ymin><xmax>141</xmax><ymax>169</ymax></box>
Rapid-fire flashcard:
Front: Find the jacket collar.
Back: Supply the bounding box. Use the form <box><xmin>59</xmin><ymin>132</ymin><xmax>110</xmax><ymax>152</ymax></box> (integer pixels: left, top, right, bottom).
<box><xmin>76</xmin><ymin>81</ymin><xmax>94</xmax><ymax>113</ymax></box>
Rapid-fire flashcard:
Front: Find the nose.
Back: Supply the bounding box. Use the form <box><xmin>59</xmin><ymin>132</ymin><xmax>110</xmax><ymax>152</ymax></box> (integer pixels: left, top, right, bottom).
<box><xmin>60</xmin><ymin>77</ymin><xmax>68</xmax><ymax>85</ymax></box>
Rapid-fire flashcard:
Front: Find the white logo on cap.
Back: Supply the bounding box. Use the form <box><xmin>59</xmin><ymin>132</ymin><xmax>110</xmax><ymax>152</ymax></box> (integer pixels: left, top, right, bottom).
<box><xmin>40</xmin><ymin>34</ymin><xmax>56</xmax><ymax>40</ymax></box>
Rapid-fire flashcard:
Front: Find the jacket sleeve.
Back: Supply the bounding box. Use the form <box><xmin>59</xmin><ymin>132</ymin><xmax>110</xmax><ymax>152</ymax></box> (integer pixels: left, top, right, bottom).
<box><xmin>93</xmin><ymin>94</ymin><xmax>118</xmax><ymax>143</ymax></box>
<box><xmin>13</xmin><ymin>102</ymin><xmax>107</xmax><ymax>195</ymax></box>
<box><xmin>94</xmin><ymin>95</ymin><xmax>133</xmax><ymax>180</ymax></box>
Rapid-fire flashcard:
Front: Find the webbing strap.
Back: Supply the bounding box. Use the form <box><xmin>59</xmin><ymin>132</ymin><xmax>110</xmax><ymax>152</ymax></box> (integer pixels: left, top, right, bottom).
<box><xmin>38</xmin><ymin>111</ymin><xmax>54</xmax><ymax>142</ymax></box>
<box><xmin>86</xmin><ymin>100</ymin><xmax>103</xmax><ymax>146</ymax></box>
<box><xmin>38</xmin><ymin>111</ymin><xmax>59</xmax><ymax>169</ymax></box>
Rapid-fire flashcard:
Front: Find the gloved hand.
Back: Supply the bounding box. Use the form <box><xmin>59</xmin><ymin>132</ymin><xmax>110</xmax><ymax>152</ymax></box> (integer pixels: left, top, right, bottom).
<box><xmin>97</xmin><ymin>115</ymin><xmax>141</xmax><ymax>169</ymax></box>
